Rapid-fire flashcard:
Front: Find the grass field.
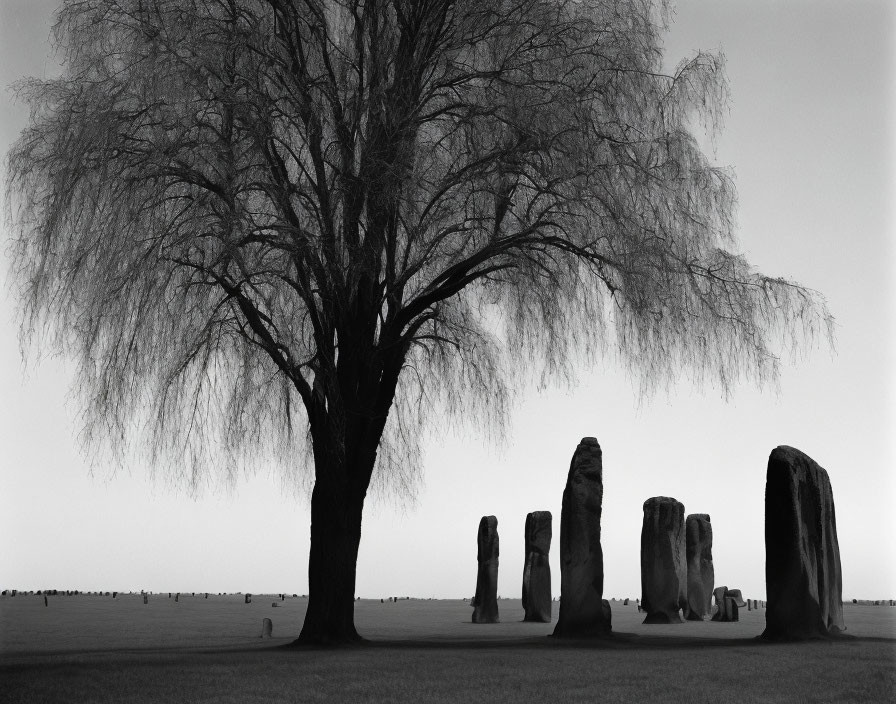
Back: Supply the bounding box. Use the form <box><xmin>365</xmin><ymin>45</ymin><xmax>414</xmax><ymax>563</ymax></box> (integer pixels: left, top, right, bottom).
<box><xmin>2</xmin><ymin>595</ymin><xmax>894</xmax><ymax>702</ymax></box>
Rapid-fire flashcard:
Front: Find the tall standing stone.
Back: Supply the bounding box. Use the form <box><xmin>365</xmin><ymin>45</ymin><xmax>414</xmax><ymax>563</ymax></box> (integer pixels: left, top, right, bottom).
<box><xmin>640</xmin><ymin>496</ymin><xmax>687</xmax><ymax>624</ymax></box>
<box><xmin>763</xmin><ymin>446</ymin><xmax>845</xmax><ymax>639</ymax></box>
<box><xmin>685</xmin><ymin>514</ymin><xmax>714</xmax><ymax>621</ymax></box>
<box><xmin>553</xmin><ymin>437</ymin><xmax>611</xmax><ymax>637</ymax></box>
<box><xmin>522</xmin><ymin>511</ymin><xmax>552</xmax><ymax>622</ymax></box>
<box><xmin>472</xmin><ymin>515</ymin><xmax>499</xmax><ymax>623</ymax></box>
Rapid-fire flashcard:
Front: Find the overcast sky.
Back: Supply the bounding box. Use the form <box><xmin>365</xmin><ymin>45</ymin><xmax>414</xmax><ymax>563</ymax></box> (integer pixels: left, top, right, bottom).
<box><xmin>1</xmin><ymin>0</ymin><xmax>893</xmax><ymax>603</ymax></box>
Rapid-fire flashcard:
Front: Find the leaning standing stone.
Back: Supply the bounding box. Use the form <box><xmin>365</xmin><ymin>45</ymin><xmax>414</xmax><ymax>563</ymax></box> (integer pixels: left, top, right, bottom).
<box><xmin>685</xmin><ymin>513</ymin><xmax>714</xmax><ymax>621</ymax></box>
<box><xmin>763</xmin><ymin>446</ymin><xmax>845</xmax><ymax>639</ymax></box>
<box><xmin>640</xmin><ymin>496</ymin><xmax>687</xmax><ymax>624</ymax></box>
<box><xmin>553</xmin><ymin>437</ymin><xmax>611</xmax><ymax>637</ymax></box>
<box><xmin>522</xmin><ymin>511</ymin><xmax>552</xmax><ymax>622</ymax></box>
<box><xmin>472</xmin><ymin>516</ymin><xmax>499</xmax><ymax>623</ymax></box>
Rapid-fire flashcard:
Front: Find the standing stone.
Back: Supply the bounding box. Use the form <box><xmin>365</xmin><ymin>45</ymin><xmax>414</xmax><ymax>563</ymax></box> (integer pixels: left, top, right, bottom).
<box><xmin>143</xmin><ymin>594</ymin><xmax>148</xmax><ymax>604</ymax></box>
<box><xmin>685</xmin><ymin>513</ymin><xmax>714</xmax><ymax>621</ymax></box>
<box><xmin>245</xmin><ymin>593</ymin><xmax>252</xmax><ymax>604</ymax></box>
<box><xmin>553</xmin><ymin>437</ymin><xmax>611</xmax><ymax>637</ymax></box>
<box><xmin>725</xmin><ymin>597</ymin><xmax>740</xmax><ymax>622</ymax></box>
<box><xmin>726</xmin><ymin>589</ymin><xmax>746</xmax><ymax>607</ymax></box>
<box><xmin>712</xmin><ymin>586</ymin><xmax>745</xmax><ymax>622</ymax></box>
<box><xmin>175</xmin><ymin>593</ymin><xmax>179</xmax><ymax>602</ymax></box>
<box><xmin>763</xmin><ymin>446</ymin><xmax>845</xmax><ymax>640</ymax></box>
<box><xmin>261</xmin><ymin>617</ymin><xmax>273</xmax><ymax>638</ymax></box>
<box><xmin>472</xmin><ymin>516</ymin><xmax>499</xmax><ymax>623</ymax></box>
<box><xmin>522</xmin><ymin>511</ymin><xmax>552</xmax><ymax>623</ymax></box>
<box><xmin>640</xmin><ymin>496</ymin><xmax>687</xmax><ymax>624</ymax></box>
<box><xmin>623</xmin><ymin>598</ymin><xmax>629</xmax><ymax>606</ymax></box>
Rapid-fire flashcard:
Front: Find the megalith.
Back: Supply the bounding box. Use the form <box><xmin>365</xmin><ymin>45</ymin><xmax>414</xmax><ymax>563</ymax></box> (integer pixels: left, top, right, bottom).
<box><xmin>640</xmin><ymin>496</ymin><xmax>687</xmax><ymax>624</ymax></box>
<box><xmin>472</xmin><ymin>515</ymin><xmax>499</xmax><ymax>623</ymax></box>
<box><xmin>726</xmin><ymin>589</ymin><xmax>746</xmax><ymax>607</ymax></box>
<box><xmin>552</xmin><ymin>437</ymin><xmax>611</xmax><ymax>637</ymax></box>
<box><xmin>522</xmin><ymin>511</ymin><xmax>552</xmax><ymax>622</ymax></box>
<box><xmin>261</xmin><ymin>617</ymin><xmax>273</xmax><ymax>638</ymax></box>
<box><xmin>762</xmin><ymin>445</ymin><xmax>845</xmax><ymax>639</ymax></box>
<box><xmin>724</xmin><ymin>597</ymin><xmax>740</xmax><ymax>622</ymax></box>
<box><xmin>685</xmin><ymin>513</ymin><xmax>714</xmax><ymax>621</ymax></box>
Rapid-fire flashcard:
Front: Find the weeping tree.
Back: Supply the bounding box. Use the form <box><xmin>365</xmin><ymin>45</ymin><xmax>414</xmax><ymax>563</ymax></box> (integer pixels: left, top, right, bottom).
<box><xmin>6</xmin><ymin>0</ymin><xmax>831</xmax><ymax>644</ymax></box>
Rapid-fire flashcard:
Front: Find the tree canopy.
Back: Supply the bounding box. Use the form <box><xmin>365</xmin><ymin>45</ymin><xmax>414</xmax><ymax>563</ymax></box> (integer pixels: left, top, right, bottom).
<box><xmin>5</xmin><ymin>0</ymin><xmax>832</xmax><ymax>643</ymax></box>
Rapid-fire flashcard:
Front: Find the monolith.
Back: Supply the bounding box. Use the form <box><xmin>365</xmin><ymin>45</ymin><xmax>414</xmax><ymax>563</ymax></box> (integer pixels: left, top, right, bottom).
<box><xmin>711</xmin><ymin>585</ymin><xmax>727</xmax><ymax>621</ymax></box>
<box><xmin>726</xmin><ymin>589</ymin><xmax>746</xmax><ymax>607</ymax></box>
<box><xmin>261</xmin><ymin>617</ymin><xmax>273</xmax><ymax>638</ymax></box>
<box><xmin>552</xmin><ymin>437</ymin><xmax>611</xmax><ymax>636</ymax></box>
<box><xmin>724</xmin><ymin>597</ymin><xmax>739</xmax><ymax>622</ymax></box>
<box><xmin>640</xmin><ymin>496</ymin><xmax>687</xmax><ymax>624</ymax></box>
<box><xmin>685</xmin><ymin>513</ymin><xmax>714</xmax><ymax>621</ymax></box>
<box><xmin>762</xmin><ymin>445</ymin><xmax>845</xmax><ymax>639</ymax></box>
<box><xmin>522</xmin><ymin>511</ymin><xmax>552</xmax><ymax>622</ymax></box>
<box><xmin>472</xmin><ymin>515</ymin><xmax>499</xmax><ymax>623</ymax></box>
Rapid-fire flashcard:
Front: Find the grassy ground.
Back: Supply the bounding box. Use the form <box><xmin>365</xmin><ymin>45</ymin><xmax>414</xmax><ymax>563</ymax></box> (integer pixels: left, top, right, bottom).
<box><xmin>2</xmin><ymin>595</ymin><xmax>894</xmax><ymax>702</ymax></box>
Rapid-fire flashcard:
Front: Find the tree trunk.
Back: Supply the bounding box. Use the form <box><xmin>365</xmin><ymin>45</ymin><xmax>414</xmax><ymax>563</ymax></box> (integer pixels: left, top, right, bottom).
<box><xmin>294</xmin><ymin>473</ymin><xmax>368</xmax><ymax>645</ymax></box>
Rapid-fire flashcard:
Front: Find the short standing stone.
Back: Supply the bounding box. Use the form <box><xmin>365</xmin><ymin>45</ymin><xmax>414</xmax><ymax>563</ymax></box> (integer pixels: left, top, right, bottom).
<box><xmin>726</xmin><ymin>589</ymin><xmax>746</xmax><ymax>607</ymax></box>
<box><xmin>175</xmin><ymin>593</ymin><xmax>179</xmax><ymax>602</ymax></box>
<box><xmin>472</xmin><ymin>516</ymin><xmax>499</xmax><ymax>623</ymax></box>
<box><xmin>685</xmin><ymin>514</ymin><xmax>714</xmax><ymax>621</ymax></box>
<box><xmin>725</xmin><ymin>597</ymin><xmax>739</xmax><ymax>622</ymax></box>
<box><xmin>522</xmin><ymin>511</ymin><xmax>552</xmax><ymax>622</ymax></box>
<box><xmin>245</xmin><ymin>593</ymin><xmax>252</xmax><ymax>604</ymax></box>
<box><xmin>623</xmin><ymin>598</ymin><xmax>629</xmax><ymax>606</ymax></box>
<box><xmin>712</xmin><ymin>587</ymin><xmax>745</xmax><ymax>622</ymax></box>
<box><xmin>113</xmin><ymin>592</ymin><xmax>117</xmax><ymax>598</ymax></box>
<box><xmin>261</xmin><ymin>617</ymin><xmax>273</xmax><ymax>638</ymax></box>
<box><xmin>143</xmin><ymin>594</ymin><xmax>148</xmax><ymax>604</ymax></box>
<box><xmin>762</xmin><ymin>446</ymin><xmax>845</xmax><ymax>639</ymax></box>
<box><xmin>553</xmin><ymin>437</ymin><xmax>611</xmax><ymax>637</ymax></box>
<box><xmin>640</xmin><ymin>496</ymin><xmax>687</xmax><ymax>624</ymax></box>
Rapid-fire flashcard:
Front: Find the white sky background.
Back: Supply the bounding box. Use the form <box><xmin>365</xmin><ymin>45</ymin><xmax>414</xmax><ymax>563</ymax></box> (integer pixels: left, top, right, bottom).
<box><xmin>0</xmin><ymin>0</ymin><xmax>893</xmax><ymax>602</ymax></box>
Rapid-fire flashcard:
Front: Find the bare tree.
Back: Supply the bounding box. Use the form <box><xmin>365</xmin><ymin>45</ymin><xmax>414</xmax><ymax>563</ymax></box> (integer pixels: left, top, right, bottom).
<box><xmin>5</xmin><ymin>0</ymin><xmax>831</xmax><ymax>644</ymax></box>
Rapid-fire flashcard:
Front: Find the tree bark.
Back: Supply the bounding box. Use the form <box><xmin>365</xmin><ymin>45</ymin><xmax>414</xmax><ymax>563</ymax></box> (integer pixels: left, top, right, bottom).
<box><xmin>294</xmin><ymin>474</ymin><xmax>368</xmax><ymax>645</ymax></box>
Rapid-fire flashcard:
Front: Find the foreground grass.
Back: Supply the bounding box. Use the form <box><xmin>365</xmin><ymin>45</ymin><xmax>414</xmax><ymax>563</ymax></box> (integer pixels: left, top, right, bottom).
<box><xmin>3</xmin><ymin>638</ymin><xmax>894</xmax><ymax>703</ymax></box>
<box><xmin>2</xmin><ymin>597</ymin><xmax>894</xmax><ymax>702</ymax></box>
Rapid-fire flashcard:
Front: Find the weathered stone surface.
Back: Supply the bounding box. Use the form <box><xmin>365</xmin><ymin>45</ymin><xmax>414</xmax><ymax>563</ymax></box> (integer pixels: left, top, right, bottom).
<box><xmin>245</xmin><ymin>593</ymin><xmax>252</xmax><ymax>604</ymax></box>
<box><xmin>724</xmin><ymin>597</ymin><xmax>739</xmax><ymax>622</ymax></box>
<box><xmin>726</xmin><ymin>588</ymin><xmax>746</xmax><ymax>607</ymax></box>
<box><xmin>261</xmin><ymin>617</ymin><xmax>273</xmax><ymax>638</ymax></box>
<box><xmin>522</xmin><ymin>511</ymin><xmax>552</xmax><ymax>622</ymax></box>
<box><xmin>640</xmin><ymin>496</ymin><xmax>687</xmax><ymax>624</ymax></box>
<box><xmin>472</xmin><ymin>515</ymin><xmax>499</xmax><ymax>623</ymax></box>
<box><xmin>712</xmin><ymin>587</ymin><xmax>745</xmax><ymax>622</ymax></box>
<box><xmin>685</xmin><ymin>513</ymin><xmax>714</xmax><ymax>621</ymax></box>
<box><xmin>763</xmin><ymin>446</ymin><xmax>845</xmax><ymax>640</ymax></box>
<box><xmin>553</xmin><ymin>437</ymin><xmax>611</xmax><ymax>637</ymax></box>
